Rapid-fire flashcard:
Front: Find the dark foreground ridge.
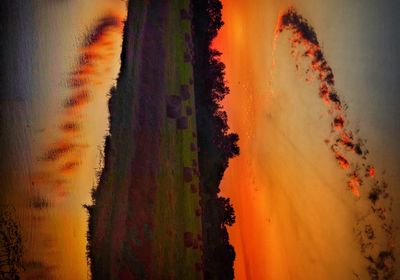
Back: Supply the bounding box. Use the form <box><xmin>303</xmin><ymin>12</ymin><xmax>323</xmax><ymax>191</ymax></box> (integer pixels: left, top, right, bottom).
<box><xmin>86</xmin><ymin>0</ymin><xmax>239</xmax><ymax>279</ymax></box>
<box><xmin>86</xmin><ymin>1</ymin><xmax>166</xmax><ymax>278</ymax></box>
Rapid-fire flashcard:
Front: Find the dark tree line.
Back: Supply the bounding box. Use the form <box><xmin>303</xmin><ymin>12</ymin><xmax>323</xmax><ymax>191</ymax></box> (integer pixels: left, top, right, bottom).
<box><xmin>0</xmin><ymin>207</ymin><xmax>23</xmax><ymax>279</ymax></box>
<box><xmin>192</xmin><ymin>0</ymin><xmax>239</xmax><ymax>279</ymax></box>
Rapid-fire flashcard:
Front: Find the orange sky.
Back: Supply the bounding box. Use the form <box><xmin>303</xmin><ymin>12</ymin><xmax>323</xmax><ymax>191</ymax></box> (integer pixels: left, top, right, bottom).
<box><xmin>213</xmin><ymin>2</ymin><xmax>280</xmax><ymax>278</ymax></box>
<box><xmin>7</xmin><ymin>1</ymin><xmax>399</xmax><ymax>279</ymax></box>
<box><xmin>12</xmin><ymin>2</ymin><xmax>127</xmax><ymax>279</ymax></box>
<box><xmin>213</xmin><ymin>1</ymin><xmax>399</xmax><ymax>279</ymax></box>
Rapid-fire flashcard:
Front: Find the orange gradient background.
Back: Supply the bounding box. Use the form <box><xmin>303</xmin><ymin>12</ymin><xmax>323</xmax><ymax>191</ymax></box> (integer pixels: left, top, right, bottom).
<box><xmin>214</xmin><ymin>1</ymin><xmax>400</xmax><ymax>279</ymax></box>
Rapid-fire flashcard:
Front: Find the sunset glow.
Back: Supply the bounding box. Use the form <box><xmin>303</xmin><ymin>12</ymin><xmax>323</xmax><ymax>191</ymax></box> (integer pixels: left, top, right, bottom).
<box><xmin>19</xmin><ymin>3</ymin><xmax>126</xmax><ymax>279</ymax></box>
<box><xmin>215</xmin><ymin>1</ymin><xmax>397</xmax><ymax>279</ymax></box>
<box><xmin>1</xmin><ymin>1</ymin><xmax>398</xmax><ymax>279</ymax></box>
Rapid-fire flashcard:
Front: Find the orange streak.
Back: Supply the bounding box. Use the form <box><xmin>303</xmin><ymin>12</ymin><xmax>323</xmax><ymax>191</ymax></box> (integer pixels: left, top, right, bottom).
<box><xmin>33</xmin><ymin>11</ymin><xmax>125</xmax><ymax>199</ymax></box>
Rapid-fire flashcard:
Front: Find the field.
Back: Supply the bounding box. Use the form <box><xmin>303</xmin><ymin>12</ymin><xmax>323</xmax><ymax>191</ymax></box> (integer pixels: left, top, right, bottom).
<box><xmin>87</xmin><ymin>1</ymin><xmax>203</xmax><ymax>279</ymax></box>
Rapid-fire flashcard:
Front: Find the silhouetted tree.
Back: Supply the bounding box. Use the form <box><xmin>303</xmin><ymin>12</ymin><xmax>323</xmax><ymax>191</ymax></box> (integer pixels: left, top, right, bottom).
<box><xmin>218</xmin><ymin>197</ymin><xmax>236</xmax><ymax>226</ymax></box>
<box><xmin>192</xmin><ymin>0</ymin><xmax>239</xmax><ymax>279</ymax></box>
<box><xmin>207</xmin><ymin>0</ymin><xmax>224</xmax><ymax>40</ymax></box>
<box><xmin>0</xmin><ymin>207</ymin><xmax>23</xmax><ymax>279</ymax></box>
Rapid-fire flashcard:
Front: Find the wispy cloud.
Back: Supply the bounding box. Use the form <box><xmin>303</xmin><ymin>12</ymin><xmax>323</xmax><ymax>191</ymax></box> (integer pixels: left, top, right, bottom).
<box><xmin>276</xmin><ymin>8</ymin><xmax>396</xmax><ymax>279</ymax></box>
